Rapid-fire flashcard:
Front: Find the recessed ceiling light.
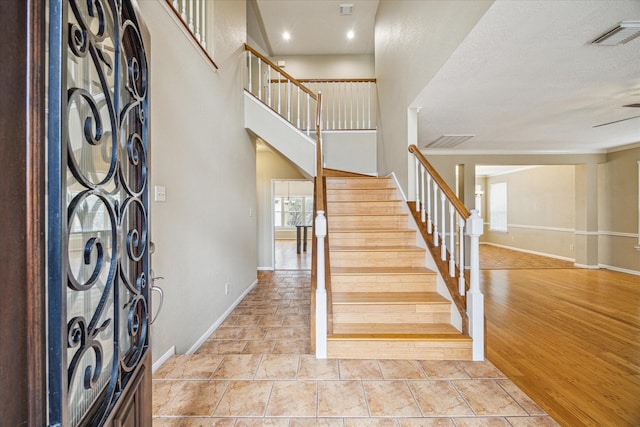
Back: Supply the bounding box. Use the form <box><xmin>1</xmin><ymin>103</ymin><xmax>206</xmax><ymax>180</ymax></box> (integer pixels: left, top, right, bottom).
<box><xmin>282</xmin><ymin>31</ymin><xmax>290</xmax><ymax>41</ymax></box>
<box><xmin>347</xmin><ymin>30</ymin><xmax>355</xmax><ymax>40</ymax></box>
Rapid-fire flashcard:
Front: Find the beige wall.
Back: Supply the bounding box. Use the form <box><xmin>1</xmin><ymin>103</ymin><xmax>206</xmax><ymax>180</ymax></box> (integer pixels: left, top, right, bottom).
<box><xmin>141</xmin><ymin>1</ymin><xmax>257</xmax><ymax>361</ymax></box>
<box><xmin>374</xmin><ymin>1</ymin><xmax>493</xmax><ymax>194</ymax></box>
<box><xmin>269</xmin><ymin>54</ymin><xmax>374</xmax><ymax>79</ymax></box>
<box><xmin>598</xmin><ymin>146</ymin><xmax>640</xmax><ymax>273</ymax></box>
<box><xmin>483</xmin><ymin>166</ymin><xmax>576</xmax><ymax>260</ymax></box>
<box><xmin>256</xmin><ymin>144</ymin><xmax>307</xmax><ymax>269</ymax></box>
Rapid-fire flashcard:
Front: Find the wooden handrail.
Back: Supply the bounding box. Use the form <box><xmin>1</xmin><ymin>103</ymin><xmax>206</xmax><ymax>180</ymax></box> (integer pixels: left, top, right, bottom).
<box><xmin>298</xmin><ymin>78</ymin><xmax>376</xmax><ymax>83</ymax></box>
<box><xmin>165</xmin><ymin>1</ymin><xmax>219</xmax><ymax>70</ymax></box>
<box><xmin>244</xmin><ymin>44</ymin><xmax>317</xmax><ymax>100</ymax></box>
<box><xmin>408</xmin><ymin>144</ymin><xmax>470</xmax><ymax>218</ymax></box>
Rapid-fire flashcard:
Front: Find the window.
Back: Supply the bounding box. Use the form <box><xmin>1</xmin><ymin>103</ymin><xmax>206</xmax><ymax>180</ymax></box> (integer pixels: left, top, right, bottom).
<box><xmin>489</xmin><ymin>182</ymin><xmax>507</xmax><ymax>231</ymax></box>
<box><xmin>274</xmin><ymin>196</ymin><xmax>314</xmax><ymax>227</ymax></box>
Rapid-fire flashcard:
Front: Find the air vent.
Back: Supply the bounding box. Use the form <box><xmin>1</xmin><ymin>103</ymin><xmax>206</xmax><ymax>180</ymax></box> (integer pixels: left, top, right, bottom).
<box><xmin>339</xmin><ymin>3</ymin><xmax>353</xmax><ymax>15</ymax></box>
<box><xmin>424</xmin><ymin>135</ymin><xmax>475</xmax><ymax>149</ymax></box>
<box><xmin>623</xmin><ymin>103</ymin><xmax>640</xmax><ymax>108</ymax></box>
<box><xmin>592</xmin><ymin>21</ymin><xmax>640</xmax><ymax>45</ymax></box>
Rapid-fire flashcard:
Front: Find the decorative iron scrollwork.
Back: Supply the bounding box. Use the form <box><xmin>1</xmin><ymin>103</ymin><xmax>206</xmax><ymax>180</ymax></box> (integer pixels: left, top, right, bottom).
<box><xmin>48</xmin><ymin>0</ymin><xmax>149</xmax><ymax>425</ymax></box>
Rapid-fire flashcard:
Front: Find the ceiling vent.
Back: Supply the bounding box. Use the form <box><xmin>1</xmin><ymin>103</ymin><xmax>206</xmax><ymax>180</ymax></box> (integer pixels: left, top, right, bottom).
<box><xmin>339</xmin><ymin>4</ymin><xmax>353</xmax><ymax>15</ymax></box>
<box><xmin>591</xmin><ymin>21</ymin><xmax>640</xmax><ymax>45</ymax></box>
<box><xmin>424</xmin><ymin>135</ymin><xmax>475</xmax><ymax>149</ymax></box>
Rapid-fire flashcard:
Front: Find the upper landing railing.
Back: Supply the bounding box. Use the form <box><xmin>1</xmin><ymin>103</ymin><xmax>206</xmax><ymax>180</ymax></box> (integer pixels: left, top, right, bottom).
<box><xmin>245</xmin><ymin>44</ymin><xmax>319</xmax><ymax>136</ymax></box>
<box><xmin>166</xmin><ymin>0</ymin><xmax>218</xmax><ymax>69</ymax></box>
<box><xmin>408</xmin><ymin>145</ymin><xmax>485</xmax><ymax>361</ymax></box>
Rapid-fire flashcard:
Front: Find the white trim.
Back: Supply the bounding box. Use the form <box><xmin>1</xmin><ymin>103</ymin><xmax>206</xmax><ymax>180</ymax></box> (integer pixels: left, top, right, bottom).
<box><xmin>185</xmin><ymin>279</ymin><xmax>259</xmax><ymax>355</ymax></box>
<box><xmin>599</xmin><ymin>264</ymin><xmax>640</xmax><ymax>276</ymax></box>
<box><xmin>481</xmin><ymin>242</ymin><xmax>574</xmax><ymax>262</ymax></box>
<box><xmin>390</xmin><ymin>172</ymin><xmax>408</xmax><ymax>202</ymax></box>
<box><xmin>574</xmin><ymin>230</ymin><xmax>599</xmax><ymax>236</ymax></box>
<box><xmin>152</xmin><ymin>346</ymin><xmax>176</xmax><ymax>373</ymax></box>
<box><xmin>606</xmin><ymin>141</ymin><xmax>640</xmax><ymax>153</ymax></box>
<box><xmin>257</xmin><ymin>266</ymin><xmax>274</xmax><ymax>271</ymax></box>
<box><xmin>574</xmin><ymin>263</ymin><xmax>600</xmax><ymax>269</ymax></box>
<box><xmin>599</xmin><ymin>231</ymin><xmax>639</xmax><ymax>238</ymax></box>
<box><xmin>507</xmin><ymin>224</ymin><xmax>574</xmax><ymax>233</ymax></box>
<box><xmin>422</xmin><ymin>147</ymin><xmax>607</xmax><ymax>155</ymax></box>
<box><xmin>638</xmin><ymin>160</ymin><xmax>640</xmax><ymax>247</ymax></box>
<box><xmin>323</xmin><ymin>130</ymin><xmax>377</xmax><ymax>135</ymax></box>
<box><xmin>477</xmin><ymin>165</ymin><xmax>541</xmax><ymax>178</ymax></box>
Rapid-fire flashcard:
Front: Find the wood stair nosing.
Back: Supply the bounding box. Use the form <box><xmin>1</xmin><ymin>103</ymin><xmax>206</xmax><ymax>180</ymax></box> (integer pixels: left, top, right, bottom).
<box><xmin>332</xmin><ymin>291</ymin><xmax>450</xmax><ymax>305</ymax></box>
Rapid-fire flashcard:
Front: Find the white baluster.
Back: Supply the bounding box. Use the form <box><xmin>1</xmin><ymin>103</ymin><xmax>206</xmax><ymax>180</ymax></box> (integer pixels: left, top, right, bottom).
<box><xmin>368</xmin><ymin>82</ymin><xmax>372</xmax><ymax>129</ymax></box>
<box><xmin>427</xmin><ymin>174</ymin><xmax>432</xmax><ymax>234</ymax></box>
<box><xmin>297</xmin><ymin>86</ymin><xmax>301</xmax><ymax>128</ymax></box>
<box><xmin>188</xmin><ymin>0</ymin><xmax>194</xmax><ymax>31</ymax></box>
<box><xmin>268</xmin><ymin>66</ymin><xmax>272</xmax><ymax>108</ymax></box>
<box><xmin>194</xmin><ymin>0</ymin><xmax>201</xmax><ymax>42</ymax></box>
<box><xmin>315</xmin><ymin>210</ymin><xmax>327</xmax><ymax>358</ymax></box>
<box><xmin>466</xmin><ymin>209</ymin><xmax>484</xmax><ymax>361</ymax></box>
<box><xmin>350</xmin><ymin>82</ymin><xmax>353</xmax><ymax>129</ymax></box>
<box><xmin>287</xmin><ymin>80</ymin><xmax>291</xmax><ymax>122</ymax></box>
<box><xmin>257</xmin><ymin>58</ymin><xmax>261</xmax><ymax>100</ymax></box>
<box><xmin>449</xmin><ymin>202</ymin><xmax>455</xmax><ymax>276</ymax></box>
<box><xmin>181</xmin><ymin>0</ymin><xmax>187</xmax><ymax>21</ymax></box>
<box><xmin>420</xmin><ymin>166</ymin><xmax>426</xmax><ymax>223</ymax></box>
<box><xmin>201</xmin><ymin>0</ymin><xmax>206</xmax><ymax>48</ymax></box>
<box><xmin>307</xmin><ymin>95</ymin><xmax>310</xmax><ymax>135</ymax></box>
<box><xmin>458</xmin><ymin>216</ymin><xmax>465</xmax><ymax>295</ymax></box>
<box><xmin>247</xmin><ymin>51</ymin><xmax>252</xmax><ymax>93</ymax></box>
<box><xmin>173</xmin><ymin>0</ymin><xmax>178</xmax><ymax>9</ymax></box>
<box><xmin>433</xmin><ymin>185</ymin><xmax>439</xmax><ymax>246</ymax></box>
<box><xmin>332</xmin><ymin>82</ymin><xmax>336</xmax><ymax>130</ymax></box>
<box><xmin>440</xmin><ymin>192</ymin><xmax>447</xmax><ymax>261</ymax></box>
<box><xmin>414</xmin><ymin>158</ymin><xmax>420</xmax><ymax>212</ymax></box>
<box><xmin>277</xmin><ymin>73</ymin><xmax>281</xmax><ymax>114</ymax></box>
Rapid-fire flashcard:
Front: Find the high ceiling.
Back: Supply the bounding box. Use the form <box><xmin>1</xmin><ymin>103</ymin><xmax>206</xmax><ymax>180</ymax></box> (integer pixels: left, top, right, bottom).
<box><xmin>254</xmin><ymin>0</ymin><xmax>640</xmax><ymax>154</ymax></box>
<box><xmin>254</xmin><ymin>0</ymin><xmax>378</xmax><ymax>55</ymax></box>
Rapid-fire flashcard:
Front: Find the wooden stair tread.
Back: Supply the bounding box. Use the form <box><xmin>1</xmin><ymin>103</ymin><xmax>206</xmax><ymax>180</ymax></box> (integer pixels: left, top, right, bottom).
<box><xmin>330</xmin><ymin>213</ymin><xmax>406</xmax><ymax>217</ymax></box>
<box><xmin>333</xmin><ymin>292</ymin><xmax>449</xmax><ymax>305</ymax></box>
<box><xmin>329</xmin><ymin>334</ymin><xmax>471</xmax><ymax>342</ymax></box>
<box><xmin>331</xmin><ymin>266</ymin><xmax>436</xmax><ymax>275</ymax></box>
<box><xmin>332</xmin><ymin>323</ymin><xmax>462</xmax><ymax>335</ymax></box>
<box><xmin>328</xmin><ymin>199</ymin><xmax>404</xmax><ymax>203</ymax></box>
<box><xmin>331</xmin><ymin>245</ymin><xmax>423</xmax><ymax>252</ymax></box>
<box><xmin>330</xmin><ymin>229</ymin><xmax>414</xmax><ymax>233</ymax></box>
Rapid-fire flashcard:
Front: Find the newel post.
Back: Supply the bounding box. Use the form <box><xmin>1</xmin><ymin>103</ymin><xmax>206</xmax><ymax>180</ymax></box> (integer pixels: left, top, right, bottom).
<box><xmin>315</xmin><ymin>210</ymin><xmax>328</xmax><ymax>358</ymax></box>
<box><xmin>466</xmin><ymin>209</ymin><xmax>484</xmax><ymax>361</ymax></box>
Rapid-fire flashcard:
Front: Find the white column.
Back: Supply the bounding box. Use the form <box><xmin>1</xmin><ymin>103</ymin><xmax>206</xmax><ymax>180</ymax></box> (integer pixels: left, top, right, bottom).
<box><xmin>427</xmin><ymin>175</ymin><xmax>432</xmax><ymax>233</ymax></box>
<box><xmin>458</xmin><ymin>216</ymin><xmax>465</xmax><ymax>295</ymax></box>
<box><xmin>432</xmin><ymin>185</ymin><xmax>439</xmax><ymax>246</ymax></box>
<box><xmin>420</xmin><ymin>166</ymin><xmax>426</xmax><ymax>223</ymax></box>
<box><xmin>414</xmin><ymin>158</ymin><xmax>420</xmax><ymax>212</ymax></box>
<box><xmin>466</xmin><ymin>209</ymin><xmax>484</xmax><ymax>361</ymax></box>
<box><xmin>315</xmin><ymin>211</ymin><xmax>328</xmax><ymax>359</ymax></box>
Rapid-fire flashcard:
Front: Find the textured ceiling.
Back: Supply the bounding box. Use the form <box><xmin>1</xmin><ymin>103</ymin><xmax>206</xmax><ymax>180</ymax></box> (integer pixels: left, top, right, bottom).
<box><xmin>414</xmin><ymin>0</ymin><xmax>640</xmax><ymax>153</ymax></box>
<box><xmin>255</xmin><ymin>0</ymin><xmax>640</xmax><ymax>153</ymax></box>
<box><xmin>255</xmin><ymin>0</ymin><xmax>379</xmax><ymax>55</ymax></box>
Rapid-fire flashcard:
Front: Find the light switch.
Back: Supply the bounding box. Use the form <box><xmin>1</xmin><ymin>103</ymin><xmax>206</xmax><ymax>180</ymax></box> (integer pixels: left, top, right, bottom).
<box><xmin>155</xmin><ymin>185</ymin><xmax>166</xmax><ymax>202</ymax></box>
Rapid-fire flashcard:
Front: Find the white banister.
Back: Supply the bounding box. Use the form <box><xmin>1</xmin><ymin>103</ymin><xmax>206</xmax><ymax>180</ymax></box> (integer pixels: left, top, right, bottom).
<box><xmin>440</xmin><ymin>192</ymin><xmax>446</xmax><ymax>260</ymax></box>
<box><xmin>458</xmin><ymin>216</ymin><xmax>465</xmax><ymax>295</ymax></box>
<box><xmin>449</xmin><ymin>202</ymin><xmax>455</xmax><ymax>276</ymax></box>
<box><xmin>415</xmin><ymin>158</ymin><xmax>420</xmax><ymax>212</ymax></box>
<box><xmin>466</xmin><ymin>210</ymin><xmax>484</xmax><ymax>360</ymax></box>
<box><xmin>433</xmin><ymin>185</ymin><xmax>439</xmax><ymax>247</ymax></box>
<box><xmin>420</xmin><ymin>166</ymin><xmax>426</xmax><ymax>223</ymax></box>
<box><xmin>315</xmin><ymin>212</ymin><xmax>328</xmax><ymax>358</ymax></box>
<box><xmin>408</xmin><ymin>144</ymin><xmax>485</xmax><ymax>361</ymax></box>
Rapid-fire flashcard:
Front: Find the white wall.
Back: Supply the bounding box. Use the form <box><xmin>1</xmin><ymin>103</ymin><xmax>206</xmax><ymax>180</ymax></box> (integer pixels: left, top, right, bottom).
<box><xmin>269</xmin><ymin>54</ymin><xmax>375</xmax><ymax>79</ymax></box>
<box><xmin>139</xmin><ymin>1</ymin><xmax>257</xmax><ymax>360</ymax></box>
<box><xmin>374</xmin><ymin>1</ymin><xmax>493</xmax><ymax>193</ymax></box>
<box><xmin>323</xmin><ymin>131</ymin><xmax>377</xmax><ymax>175</ymax></box>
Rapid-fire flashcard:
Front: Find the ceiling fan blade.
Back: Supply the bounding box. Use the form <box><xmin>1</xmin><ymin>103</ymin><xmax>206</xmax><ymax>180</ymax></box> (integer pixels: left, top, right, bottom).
<box><xmin>593</xmin><ymin>115</ymin><xmax>640</xmax><ymax>128</ymax></box>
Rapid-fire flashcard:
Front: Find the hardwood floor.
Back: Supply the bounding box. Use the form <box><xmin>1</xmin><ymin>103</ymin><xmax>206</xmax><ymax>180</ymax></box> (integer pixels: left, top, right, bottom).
<box><xmin>275</xmin><ymin>239</ymin><xmax>311</xmax><ymax>270</ymax></box>
<box><xmin>482</xmin><ymin>268</ymin><xmax>640</xmax><ymax>426</ymax></box>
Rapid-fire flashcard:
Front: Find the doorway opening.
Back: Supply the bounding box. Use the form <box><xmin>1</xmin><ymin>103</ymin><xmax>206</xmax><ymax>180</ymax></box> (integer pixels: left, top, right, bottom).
<box><xmin>273</xmin><ymin>180</ymin><xmax>313</xmax><ymax>270</ymax></box>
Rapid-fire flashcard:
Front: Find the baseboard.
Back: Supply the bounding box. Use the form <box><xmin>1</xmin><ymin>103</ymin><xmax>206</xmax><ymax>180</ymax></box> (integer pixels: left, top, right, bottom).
<box><xmin>481</xmin><ymin>242</ymin><xmax>574</xmax><ymax>262</ymax></box>
<box><xmin>185</xmin><ymin>278</ymin><xmax>259</xmax><ymax>355</ymax></box>
<box><xmin>152</xmin><ymin>345</ymin><xmax>176</xmax><ymax>373</ymax></box>
<box><xmin>257</xmin><ymin>266</ymin><xmax>274</xmax><ymax>271</ymax></box>
<box><xmin>390</xmin><ymin>172</ymin><xmax>408</xmax><ymax>202</ymax></box>
<box><xmin>598</xmin><ymin>264</ymin><xmax>640</xmax><ymax>276</ymax></box>
<box><xmin>573</xmin><ymin>263</ymin><xmax>600</xmax><ymax>270</ymax></box>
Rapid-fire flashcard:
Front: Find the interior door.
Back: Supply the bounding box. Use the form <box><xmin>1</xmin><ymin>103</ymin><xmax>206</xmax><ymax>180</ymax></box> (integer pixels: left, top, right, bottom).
<box><xmin>47</xmin><ymin>1</ymin><xmax>152</xmax><ymax>425</ymax></box>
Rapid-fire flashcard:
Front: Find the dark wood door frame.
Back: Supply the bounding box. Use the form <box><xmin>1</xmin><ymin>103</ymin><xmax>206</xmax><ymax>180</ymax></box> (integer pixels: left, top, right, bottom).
<box><xmin>0</xmin><ymin>0</ymin><xmax>47</xmax><ymax>425</ymax></box>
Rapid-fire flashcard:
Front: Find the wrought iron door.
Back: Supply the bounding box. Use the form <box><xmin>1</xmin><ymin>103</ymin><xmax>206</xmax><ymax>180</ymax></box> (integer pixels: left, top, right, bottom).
<box><xmin>47</xmin><ymin>0</ymin><xmax>151</xmax><ymax>425</ymax></box>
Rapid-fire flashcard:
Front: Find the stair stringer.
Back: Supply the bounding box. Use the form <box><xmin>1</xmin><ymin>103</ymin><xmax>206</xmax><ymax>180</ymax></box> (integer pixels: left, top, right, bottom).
<box><xmin>389</xmin><ymin>172</ymin><xmax>465</xmax><ymax>333</ymax></box>
<box><xmin>244</xmin><ymin>91</ymin><xmax>316</xmax><ymax>177</ymax></box>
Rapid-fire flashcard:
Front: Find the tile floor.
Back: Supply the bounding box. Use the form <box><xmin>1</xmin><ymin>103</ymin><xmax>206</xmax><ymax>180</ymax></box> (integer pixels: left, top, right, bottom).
<box><xmin>153</xmin><ymin>271</ymin><xmax>559</xmax><ymax>427</ymax></box>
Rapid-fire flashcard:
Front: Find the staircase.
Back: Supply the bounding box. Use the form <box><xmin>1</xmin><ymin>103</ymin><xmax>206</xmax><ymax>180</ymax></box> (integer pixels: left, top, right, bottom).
<box><xmin>325</xmin><ymin>175</ymin><xmax>473</xmax><ymax>360</ymax></box>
